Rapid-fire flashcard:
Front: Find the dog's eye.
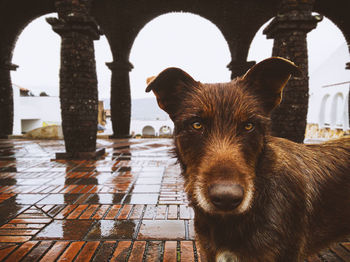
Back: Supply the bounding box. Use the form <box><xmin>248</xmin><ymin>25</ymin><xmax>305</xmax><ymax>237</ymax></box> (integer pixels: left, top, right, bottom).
<box><xmin>191</xmin><ymin>121</ymin><xmax>203</xmax><ymax>130</ymax></box>
<box><xmin>244</xmin><ymin>122</ymin><xmax>254</xmax><ymax>132</ymax></box>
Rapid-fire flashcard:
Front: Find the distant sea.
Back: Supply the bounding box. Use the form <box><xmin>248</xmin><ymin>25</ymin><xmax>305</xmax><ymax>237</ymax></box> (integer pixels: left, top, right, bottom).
<box><xmin>103</xmin><ymin>97</ymin><xmax>169</xmax><ymax>121</ymax></box>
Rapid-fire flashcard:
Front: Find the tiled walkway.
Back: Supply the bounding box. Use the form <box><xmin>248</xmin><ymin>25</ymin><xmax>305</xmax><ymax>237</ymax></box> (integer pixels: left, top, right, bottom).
<box><xmin>0</xmin><ymin>138</ymin><xmax>349</xmax><ymax>261</ymax></box>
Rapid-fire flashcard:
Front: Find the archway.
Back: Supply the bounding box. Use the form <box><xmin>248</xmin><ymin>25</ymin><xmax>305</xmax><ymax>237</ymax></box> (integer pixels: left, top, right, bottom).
<box><xmin>319</xmin><ymin>94</ymin><xmax>331</xmax><ymax>128</ymax></box>
<box><xmin>247</xmin><ymin>19</ymin><xmax>274</xmax><ymax>64</ymax></box>
<box><xmin>159</xmin><ymin>125</ymin><xmax>172</xmax><ymax>136</ymax></box>
<box><xmin>11</xmin><ymin>13</ymin><xmax>60</xmax><ymax>135</ymax></box>
<box><xmin>307</xmin><ymin>16</ymin><xmax>350</xmax><ymax>135</ymax></box>
<box><xmin>142</xmin><ymin>126</ymin><xmax>156</xmax><ymax>137</ymax></box>
<box><xmin>129</xmin><ymin>12</ymin><xmax>231</xmax><ymax>124</ymax></box>
<box><xmin>330</xmin><ymin>93</ymin><xmax>344</xmax><ymax>128</ymax></box>
<box><xmin>11</xmin><ymin>13</ymin><xmax>113</xmax><ymax>135</ymax></box>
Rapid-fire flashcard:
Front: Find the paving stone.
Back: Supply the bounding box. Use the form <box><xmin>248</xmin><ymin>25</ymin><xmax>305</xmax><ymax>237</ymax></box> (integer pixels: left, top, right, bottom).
<box><xmin>86</xmin><ymin>220</ymin><xmax>139</xmax><ymax>240</ymax></box>
<box><xmin>138</xmin><ymin>220</ymin><xmax>185</xmax><ymax>240</ymax></box>
<box><xmin>0</xmin><ymin>138</ymin><xmax>346</xmax><ymax>261</ymax></box>
<box><xmin>35</xmin><ymin>220</ymin><xmax>94</xmax><ymax>240</ymax></box>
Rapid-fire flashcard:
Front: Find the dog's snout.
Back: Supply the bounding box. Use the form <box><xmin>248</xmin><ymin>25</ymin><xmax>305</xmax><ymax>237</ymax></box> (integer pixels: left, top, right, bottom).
<box><xmin>208</xmin><ymin>184</ymin><xmax>244</xmax><ymax>211</ymax></box>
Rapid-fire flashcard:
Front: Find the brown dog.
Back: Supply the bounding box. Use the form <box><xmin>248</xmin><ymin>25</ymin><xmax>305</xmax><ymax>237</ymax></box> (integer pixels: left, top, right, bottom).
<box><xmin>146</xmin><ymin>57</ymin><xmax>350</xmax><ymax>262</ymax></box>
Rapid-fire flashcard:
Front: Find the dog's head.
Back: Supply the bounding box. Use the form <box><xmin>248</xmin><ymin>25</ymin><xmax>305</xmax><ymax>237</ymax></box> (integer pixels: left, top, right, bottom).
<box><xmin>146</xmin><ymin>57</ymin><xmax>300</xmax><ymax>215</ymax></box>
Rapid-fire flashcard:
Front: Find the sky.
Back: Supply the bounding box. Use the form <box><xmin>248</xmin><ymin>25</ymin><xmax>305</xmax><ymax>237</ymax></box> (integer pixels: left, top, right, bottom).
<box><xmin>11</xmin><ymin>12</ymin><xmax>349</xmax><ymax>100</ymax></box>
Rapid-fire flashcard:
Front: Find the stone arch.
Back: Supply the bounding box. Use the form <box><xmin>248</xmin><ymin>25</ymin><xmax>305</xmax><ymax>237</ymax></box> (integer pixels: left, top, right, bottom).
<box><xmin>142</xmin><ymin>125</ymin><xmax>156</xmax><ymax>137</ymax></box>
<box><xmin>159</xmin><ymin>125</ymin><xmax>172</xmax><ymax>136</ymax></box>
<box><xmin>330</xmin><ymin>93</ymin><xmax>344</xmax><ymax>129</ymax></box>
<box><xmin>319</xmin><ymin>94</ymin><xmax>331</xmax><ymax>128</ymax></box>
<box><xmin>127</xmin><ymin>11</ymin><xmax>232</xmax><ymax>64</ymax></box>
<box><xmin>313</xmin><ymin>0</ymin><xmax>350</xmax><ymax>63</ymax></box>
<box><xmin>129</xmin><ymin>12</ymin><xmax>232</xmax><ymax>99</ymax></box>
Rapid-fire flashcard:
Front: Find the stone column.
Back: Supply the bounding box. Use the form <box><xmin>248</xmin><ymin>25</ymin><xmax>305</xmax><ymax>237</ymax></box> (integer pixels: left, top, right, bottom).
<box><xmin>227</xmin><ymin>60</ymin><xmax>256</xmax><ymax>79</ymax></box>
<box><xmin>263</xmin><ymin>0</ymin><xmax>321</xmax><ymax>143</ymax></box>
<box><xmin>347</xmin><ymin>62</ymin><xmax>350</xmax><ymax>127</ymax></box>
<box><xmin>47</xmin><ymin>0</ymin><xmax>104</xmax><ymax>159</ymax></box>
<box><xmin>106</xmin><ymin>60</ymin><xmax>133</xmax><ymax>138</ymax></box>
<box><xmin>0</xmin><ymin>61</ymin><xmax>18</xmax><ymax>138</ymax></box>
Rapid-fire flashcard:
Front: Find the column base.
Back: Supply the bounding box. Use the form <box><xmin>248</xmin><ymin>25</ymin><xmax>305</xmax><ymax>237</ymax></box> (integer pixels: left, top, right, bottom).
<box><xmin>55</xmin><ymin>148</ymin><xmax>106</xmax><ymax>160</ymax></box>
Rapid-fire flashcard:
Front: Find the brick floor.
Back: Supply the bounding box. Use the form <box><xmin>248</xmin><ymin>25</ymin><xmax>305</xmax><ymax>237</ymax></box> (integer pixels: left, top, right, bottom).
<box><xmin>0</xmin><ymin>138</ymin><xmax>349</xmax><ymax>261</ymax></box>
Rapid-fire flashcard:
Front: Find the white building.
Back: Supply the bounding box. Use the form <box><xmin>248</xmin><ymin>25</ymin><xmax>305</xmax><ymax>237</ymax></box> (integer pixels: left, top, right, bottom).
<box><xmin>12</xmin><ymin>86</ymin><xmax>61</xmax><ymax>135</ymax></box>
<box><xmin>307</xmin><ymin>42</ymin><xmax>350</xmax><ymax>138</ymax></box>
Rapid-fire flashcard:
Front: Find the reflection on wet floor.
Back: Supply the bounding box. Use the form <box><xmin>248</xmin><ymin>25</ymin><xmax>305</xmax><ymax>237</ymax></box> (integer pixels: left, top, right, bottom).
<box><xmin>0</xmin><ymin>138</ymin><xmax>349</xmax><ymax>261</ymax></box>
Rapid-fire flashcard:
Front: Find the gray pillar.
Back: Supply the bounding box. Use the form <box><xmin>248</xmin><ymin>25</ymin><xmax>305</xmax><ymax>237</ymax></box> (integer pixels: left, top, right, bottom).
<box><xmin>263</xmin><ymin>0</ymin><xmax>321</xmax><ymax>142</ymax></box>
<box><xmin>0</xmin><ymin>61</ymin><xmax>18</xmax><ymax>138</ymax></box>
<box><xmin>106</xmin><ymin>60</ymin><xmax>133</xmax><ymax>138</ymax></box>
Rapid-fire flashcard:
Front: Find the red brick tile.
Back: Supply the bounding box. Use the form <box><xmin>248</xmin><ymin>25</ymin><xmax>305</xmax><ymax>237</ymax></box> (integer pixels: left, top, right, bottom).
<box><xmin>79</xmin><ymin>204</ymin><xmax>99</xmax><ymax>219</ymax></box>
<box><xmin>55</xmin><ymin>205</ymin><xmax>77</xmax><ymax>219</ymax></box>
<box><xmin>57</xmin><ymin>241</ymin><xmax>84</xmax><ymax>262</ymax></box>
<box><xmin>0</xmin><ymin>236</ymin><xmax>32</xmax><ymax>242</ymax></box>
<box><xmin>128</xmin><ymin>241</ymin><xmax>146</xmax><ymax>261</ymax></box>
<box><xmin>155</xmin><ymin>205</ymin><xmax>167</xmax><ymax>220</ymax></box>
<box><xmin>4</xmin><ymin>241</ymin><xmax>38</xmax><ymax>260</ymax></box>
<box><xmin>1</xmin><ymin>223</ymin><xmax>46</xmax><ymax>229</ymax></box>
<box><xmin>0</xmin><ymin>245</ymin><xmax>17</xmax><ymax>261</ymax></box>
<box><xmin>70</xmin><ymin>185</ymin><xmax>86</xmax><ymax>194</ymax></box>
<box><xmin>104</xmin><ymin>205</ymin><xmax>122</xmax><ymax>220</ymax></box>
<box><xmin>39</xmin><ymin>241</ymin><xmax>69</xmax><ymax>262</ymax></box>
<box><xmin>167</xmin><ymin>205</ymin><xmax>178</xmax><ymax>220</ymax></box>
<box><xmin>129</xmin><ymin>205</ymin><xmax>144</xmax><ymax>220</ymax></box>
<box><xmin>67</xmin><ymin>205</ymin><xmax>88</xmax><ymax>219</ymax></box>
<box><xmin>59</xmin><ymin>185</ymin><xmax>77</xmax><ymax>194</ymax></box>
<box><xmin>110</xmin><ymin>241</ymin><xmax>132</xmax><ymax>262</ymax></box>
<box><xmin>180</xmin><ymin>241</ymin><xmax>194</xmax><ymax>261</ymax></box>
<box><xmin>163</xmin><ymin>241</ymin><xmax>177</xmax><ymax>262</ymax></box>
<box><xmin>331</xmin><ymin>244</ymin><xmax>350</xmax><ymax>261</ymax></box>
<box><xmin>21</xmin><ymin>241</ymin><xmax>53</xmax><ymax>262</ymax></box>
<box><xmin>144</xmin><ymin>241</ymin><xmax>162</xmax><ymax>262</ymax></box>
<box><xmin>117</xmin><ymin>205</ymin><xmax>132</xmax><ymax>219</ymax></box>
<box><xmin>92</xmin><ymin>241</ymin><xmax>116</xmax><ymax>261</ymax></box>
<box><xmin>80</xmin><ymin>185</ymin><xmax>96</xmax><ymax>193</ymax></box>
<box><xmin>74</xmin><ymin>241</ymin><xmax>100</xmax><ymax>262</ymax></box>
<box><xmin>91</xmin><ymin>205</ymin><xmax>110</xmax><ymax>219</ymax></box>
<box><xmin>0</xmin><ymin>229</ymin><xmax>39</xmax><ymax>235</ymax></box>
<box><xmin>9</xmin><ymin>218</ymin><xmax>52</xmax><ymax>224</ymax></box>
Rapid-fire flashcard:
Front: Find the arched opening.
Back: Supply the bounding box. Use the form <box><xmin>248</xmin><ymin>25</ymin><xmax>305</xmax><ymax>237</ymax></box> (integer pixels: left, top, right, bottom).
<box><xmin>129</xmin><ymin>12</ymin><xmax>231</xmax><ymax>126</ymax></box>
<box><xmin>159</xmin><ymin>125</ymin><xmax>172</xmax><ymax>136</ymax></box>
<box><xmin>307</xmin><ymin>16</ymin><xmax>350</xmax><ymax>135</ymax></box>
<box><xmin>142</xmin><ymin>126</ymin><xmax>156</xmax><ymax>137</ymax></box>
<box><xmin>10</xmin><ymin>13</ymin><xmax>113</xmax><ymax>136</ymax></box>
<box><xmin>319</xmin><ymin>94</ymin><xmax>331</xmax><ymax>128</ymax></box>
<box><xmin>11</xmin><ymin>13</ymin><xmax>60</xmax><ymax>135</ymax></box>
<box><xmin>247</xmin><ymin>19</ymin><xmax>274</xmax><ymax>63</ymax></box>
<box><xmin>94</xmin><ymin>35</ymin><xmax>113</xmax><ymax>135</ymax></box>
<box><xmin>330</xmin><ymin>93</ymin><xmax>344</xmax><ymax>128</ymax></box>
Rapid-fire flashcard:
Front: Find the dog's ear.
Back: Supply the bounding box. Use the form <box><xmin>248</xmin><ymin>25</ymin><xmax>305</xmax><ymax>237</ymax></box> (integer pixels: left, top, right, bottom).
<box><xmin>146</xmin><ymin>67</ymin><xmax>198</xmax><ymax>118</ymax></box>
<box><xmin>242</xmin><ymin>57</ymin><xmax>301</xmax><ymax>114</ymax></box>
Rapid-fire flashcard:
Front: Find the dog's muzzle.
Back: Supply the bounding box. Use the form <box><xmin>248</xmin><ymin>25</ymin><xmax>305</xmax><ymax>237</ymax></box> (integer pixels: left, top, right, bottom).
<box><xmin>208</xmin><ymin>184</ymin><xmax>244</xmax><ymax>211</ymax></box>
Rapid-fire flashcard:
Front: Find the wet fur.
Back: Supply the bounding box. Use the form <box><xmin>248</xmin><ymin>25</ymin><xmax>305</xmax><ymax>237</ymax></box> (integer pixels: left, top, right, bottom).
<box><xmin>146</xmin><ymin>59</ymin><xmax>350</xmax><ymax>261</ymax></box>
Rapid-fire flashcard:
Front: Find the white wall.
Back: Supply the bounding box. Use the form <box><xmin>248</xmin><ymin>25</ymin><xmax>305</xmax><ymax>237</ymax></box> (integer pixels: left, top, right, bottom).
<box><xmin>13</xmin><ymin>86</ymin><xmax>61</xmax><ymax>134</ymax></box>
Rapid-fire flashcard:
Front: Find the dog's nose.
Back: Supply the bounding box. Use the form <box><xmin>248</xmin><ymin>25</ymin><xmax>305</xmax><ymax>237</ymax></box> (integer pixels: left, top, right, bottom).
<box><xmin>208</xmin><ymin>184</ymin><xmax>244</xmax><ymax>211</ymax></box>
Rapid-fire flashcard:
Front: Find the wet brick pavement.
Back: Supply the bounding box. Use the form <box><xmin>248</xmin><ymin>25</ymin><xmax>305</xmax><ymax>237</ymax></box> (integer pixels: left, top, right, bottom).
<box><xmin>0</xmin><ymin>138</ymin><xmax>349</xmax><ymax>261</ymax></box>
